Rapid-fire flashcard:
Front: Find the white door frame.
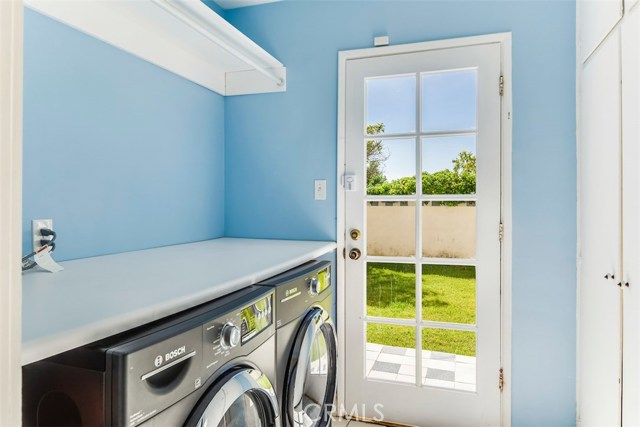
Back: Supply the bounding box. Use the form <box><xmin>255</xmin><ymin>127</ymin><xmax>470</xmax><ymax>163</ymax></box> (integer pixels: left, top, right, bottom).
<box><xmin>336</xmin><ymin>32</ymin><xmax>513</xmax><ymax>426</ymax></box>
<box><xmin>0</xmin><ymin>0</ymin><xmax>23</xmax><ymax>426</ymax></box>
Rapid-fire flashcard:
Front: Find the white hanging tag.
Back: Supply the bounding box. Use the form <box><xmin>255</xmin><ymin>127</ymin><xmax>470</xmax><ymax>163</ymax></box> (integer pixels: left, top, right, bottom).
<box><xmin>34</xmin><ymin>247</ymin><xmax>64</xmax><ymax>273</ymax></box>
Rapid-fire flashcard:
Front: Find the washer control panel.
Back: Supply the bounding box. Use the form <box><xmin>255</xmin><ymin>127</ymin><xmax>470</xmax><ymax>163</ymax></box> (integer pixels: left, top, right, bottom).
<box><xmin>267</xmin><ymin>261</ymin><xmax>331</xmax><ymax>328</ymax></box>
<box><xmin>220</xmin><ymin>322</ymin><xmax>241</xmax><ymax>349</ymax></box>
<box><xmin>202</xmin><ymin>293</ymin><xmax>273</xmax><ymax>379</ymax></box>
<box><xmin>307</xmin><ymin>268</ymin><xmax>330</xmax><ymax>296</ymax></box>
<box><xmin>240</xmin><ymin>294</ymin><xmax>272</xmax><ymax>343</ymax></box>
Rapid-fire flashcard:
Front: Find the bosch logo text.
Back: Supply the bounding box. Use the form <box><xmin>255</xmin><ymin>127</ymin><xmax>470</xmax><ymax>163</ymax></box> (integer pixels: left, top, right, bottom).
<box><xmin>165</xmin><ymin>346</ymin><xmax>186</xmax><ymax>362</ymax></box>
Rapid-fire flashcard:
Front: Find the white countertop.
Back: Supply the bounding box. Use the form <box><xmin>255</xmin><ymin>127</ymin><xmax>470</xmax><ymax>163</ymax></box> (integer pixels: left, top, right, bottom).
<box><xmin>22</xmin><ymin>237</ymin><xmax>336</xmax><ymax>365</ymax></box>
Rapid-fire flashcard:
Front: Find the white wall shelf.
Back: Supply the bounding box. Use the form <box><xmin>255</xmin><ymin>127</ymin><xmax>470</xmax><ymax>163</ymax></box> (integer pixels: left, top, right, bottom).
<box><xmin>24</xmin><ymin>0</ymin><xmax>287</xmax><ymax>96</ymax></box>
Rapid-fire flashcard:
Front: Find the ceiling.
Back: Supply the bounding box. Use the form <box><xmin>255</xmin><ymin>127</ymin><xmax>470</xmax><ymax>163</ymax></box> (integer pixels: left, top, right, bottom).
<box><xmin>214</xmin><ymin>0</ymin><xmax>281</xmax><ymax>9</ymax></box>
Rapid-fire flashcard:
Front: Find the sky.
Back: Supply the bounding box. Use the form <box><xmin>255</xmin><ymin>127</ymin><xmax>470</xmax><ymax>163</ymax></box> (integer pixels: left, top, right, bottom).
<box><xmin>366</xmin><ymin>69</ymin><xmax>477</xmax><ymax>181</ymax></box>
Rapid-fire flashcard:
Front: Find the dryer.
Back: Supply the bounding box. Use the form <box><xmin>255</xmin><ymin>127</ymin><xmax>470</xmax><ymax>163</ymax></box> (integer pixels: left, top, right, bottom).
<box><xmin>259</xmin><ymin>260</ymin><xmax>337</xmax><ymax>427</ymax></box>
<box><xmin>23</xmin><ymin>285</ymin><xmax>280</xmax><ymax>427</ymax></box>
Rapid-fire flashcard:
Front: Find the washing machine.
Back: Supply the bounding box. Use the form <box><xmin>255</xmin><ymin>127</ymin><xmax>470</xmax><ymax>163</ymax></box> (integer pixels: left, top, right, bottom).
<box><xmin>23</xmin><ymin>285</ymin><xmax>281</xmax><ymax>427</ymax></box>
<box><xmin>259</xmin><ymin>260</ymin><xmax>337</xmax><ymax>427</ymax></box>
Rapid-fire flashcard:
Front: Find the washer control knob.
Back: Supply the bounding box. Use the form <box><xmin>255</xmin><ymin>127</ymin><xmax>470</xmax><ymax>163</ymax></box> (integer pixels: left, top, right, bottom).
<box><xmin>309</xmin><ymin>277</ymin><xmax>320</xmax><ymax>296</ymax></box>
<box><xmin>220</xmin><ymin>323</ymin><xmax>240</xmax><ymax>349</ymax></box>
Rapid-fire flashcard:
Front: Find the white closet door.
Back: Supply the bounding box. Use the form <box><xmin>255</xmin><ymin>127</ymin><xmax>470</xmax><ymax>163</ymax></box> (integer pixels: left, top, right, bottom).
<box><xmin>579</xmin><ymin>0</ymin><xmax>623</xmax><ymax>62</ymax></box>
<box><xmin>579</xmin><ymin>29</ymin><xmax>622</xmax><ymax>427</ymax></box>
<box><xmin>622</xmin><ymin>6</ymin><xmax>640</xmax><ymax>426</ymax></box>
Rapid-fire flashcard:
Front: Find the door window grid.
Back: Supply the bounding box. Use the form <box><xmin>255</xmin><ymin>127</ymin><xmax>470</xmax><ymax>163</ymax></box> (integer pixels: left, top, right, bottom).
<box><xmin>364</xmin><ymin>69</ymin><xmax>478</xmax><ymax>388</ymax></box>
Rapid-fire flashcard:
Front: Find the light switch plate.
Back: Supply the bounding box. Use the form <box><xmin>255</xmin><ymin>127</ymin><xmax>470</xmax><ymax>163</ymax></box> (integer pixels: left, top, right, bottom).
<box><xmin>314</xmin><ymin>180</ymin><xmax>327</xmax><ymax>200</ymax></box>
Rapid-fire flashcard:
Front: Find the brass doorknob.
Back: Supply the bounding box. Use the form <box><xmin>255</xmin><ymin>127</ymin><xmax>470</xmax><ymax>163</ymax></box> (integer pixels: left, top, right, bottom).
<box><xmin>349</xmin><ymin>248</ymin><xmax>361</xmax><ymax>260</ymax></box>
<box><xmin>350</xmin><ymin>229</ymin><xmax>361</xmax><ymax>240</ymax></box>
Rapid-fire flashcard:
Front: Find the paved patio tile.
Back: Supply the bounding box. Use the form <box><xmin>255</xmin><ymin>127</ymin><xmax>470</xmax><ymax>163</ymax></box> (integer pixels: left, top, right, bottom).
<box><xmin>400</xmin><ymin>355</ymin><xmax>416</xmax><ymax>366</ymax></box>
<box><xmin>398</xmin><ymin>364</ymin><xmax>415</xmax><ymax>376</ymax></box>
<box><xmin>426</xmin><ymin>368</ymin><xmax>455</xmax><ymax>381</ymax></box>
<box><xmin>372</xmin><ymin>361</ymin><xmax>401</xmax><ymax>374</ymax></box>
<box><xmin>455</xmin><ymin>362</ymin><xmax>476</xmax><ymax>373</ymax></box>
<box><xmin>381</xmin><ymin>345</ymin><xmax>409</xmax><ymax>355</ymax></box>
<box><xmin>424</xmin><ymin>359</ymin><xmax>455</xmax><ymax>371</ymax></box>
<box><xmin>430</xmin><ymin>351</ymin><xmax>457</xmax><ymax>361</ymax></box>
<box><xmin>377</xmin><ymin>352</ymin><xmax>405</xmax><ymax>364</ymax></box>
<box><xmin>366</xmin><ymin>350</ymin><xmax>380</xmax><ymax>360</ymax></box>
<box><xmin>456</xmin><ymin>354</ymin><xmax>476</xmax><ymax>364</ymax></box>
<box><xmin>364</xmin><ymin>344</ymin><xmax>478</xmax><ymax>390</ymax></box>
<box><xmin>455</xmin><ymin>371</ymin><xmax>476</xmax><ymax>384</ymax></box>
<box><xmin>367</xmin><ymin>343</ymin><xmax>383</xmax><ymax>352</ymax></box>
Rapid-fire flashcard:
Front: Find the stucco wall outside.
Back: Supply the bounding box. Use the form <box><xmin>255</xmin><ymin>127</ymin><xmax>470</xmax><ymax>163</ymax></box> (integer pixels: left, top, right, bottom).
<box><xmin>367</xmin><ymin>203</ymin><xmax>476</xmax><ymax>258</ymax></box>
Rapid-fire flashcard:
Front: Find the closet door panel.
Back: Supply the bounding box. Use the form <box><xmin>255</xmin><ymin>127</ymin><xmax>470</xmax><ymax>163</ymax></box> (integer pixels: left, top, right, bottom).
<box><xmin>622</xmin><ymin>7</ymin><xmax>640</xmax><ymax>426</ymax></box>
<box><xmin>579</xmin><ymin>0</ymin><xmax>623</xmax><ymax>62</ymax></box>
<box><xmin>579</xmin><ymin>29</ymin><xmax>622</xmax><ymax>427</ymax></box>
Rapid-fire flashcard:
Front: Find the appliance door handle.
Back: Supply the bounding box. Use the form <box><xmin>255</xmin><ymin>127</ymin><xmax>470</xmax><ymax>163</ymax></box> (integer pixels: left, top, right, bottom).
<box><xmin>140</xmin><ymin>350</ymin><xmax>197</xmax><ymax>381</ymax></box>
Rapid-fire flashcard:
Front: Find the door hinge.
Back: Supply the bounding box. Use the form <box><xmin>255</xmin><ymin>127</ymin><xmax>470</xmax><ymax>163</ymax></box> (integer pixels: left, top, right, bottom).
<box><xmin>499</xmin><ymin>368</ymin><xmax>505</xmax><ymax>391</ymax></box>
<box><xmin>343</xmin><ymin>247</ymin><xmax>346</xmax><ymax>259</ymax></box>
<box><xmin>499</xmin><ymin>75</ymin><xmax>504</xmax><ymax>96</ymax></box>
<box><xmin>499</xmin><ymin>222</ymin><xmax>504</xmax><ymax>242</ymax></box>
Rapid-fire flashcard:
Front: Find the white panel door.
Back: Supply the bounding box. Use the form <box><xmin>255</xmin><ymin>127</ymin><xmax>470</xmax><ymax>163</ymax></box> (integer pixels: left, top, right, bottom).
<box><xmin>579</xmin><ymin>29</ymin><xmax>622</xmax><ymax>427</ymax></box>
<box><xmin>622</xmin><ymin>6</ymin><xmax>640</xmax><ymax>426</ymax></box>
<box><xmin>579</xmin><ymin>0</ymin><xmax>623</xmax><ymax>62</ymax></box>
<box><xmin>344</xmin><ymin>42</ymin><xmax>502</xmax><ymax>426</ymax></box>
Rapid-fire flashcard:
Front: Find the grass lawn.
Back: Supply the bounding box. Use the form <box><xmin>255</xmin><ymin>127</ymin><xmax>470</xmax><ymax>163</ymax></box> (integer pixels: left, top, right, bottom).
<box><xmin>366</xmin><ymin>263</ymin><xmax>477</xmax><ymax>356</ymax></box>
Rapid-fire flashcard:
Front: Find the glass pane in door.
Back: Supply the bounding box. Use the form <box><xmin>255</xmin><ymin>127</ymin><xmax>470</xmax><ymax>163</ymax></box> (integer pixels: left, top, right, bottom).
<box><xmin>367</xmin><ymin>138</ymin><xmax>416</xmax><ymax>195</ymax></box>
<box><xmin>422</xmin><ymin>135</ymin><xmax>477</xmax><ymax>195</ymax></box>
<box><xmin>367</xmin><ymin>75</ymin><xmax>416</xmax><ymax>134</ymax></box>
<box><xmin>367</xmin><ymin>262</ymin><xmax>416</xmax><ymax>319</ymax></box>
<box><xmin>422</xmin><ymin>265</ymin><xmax>476</xmax><ymax>324</ymax></box>
<box><xmin>421</xmin><ymin>69</ymin><xmax>477</xmax><ymax>133</ymax></box>
<box><xmin>422</xmin><ymin>201</ymin><xmax>476</xmax><ymax>259</ymax></box>
<box><xmin>422</xmin><ymin>328</ymin><xmax>477</xmax><ymax>391</ymax></box>
<box><xmin>367</xmin><ymin>202</ymin><xmax>415</xmax><ymax>256</ymax></box>
<box><xmin>366</xmin><ymin>323</ymin><xmax>416</xmax><ymax>384</ymax></box>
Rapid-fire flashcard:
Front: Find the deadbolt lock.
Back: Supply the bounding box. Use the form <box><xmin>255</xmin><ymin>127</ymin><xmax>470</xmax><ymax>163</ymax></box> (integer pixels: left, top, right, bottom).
<box><xmin>350</xmin><ymin>229</ymin><xmax>361</xmax><ymax>240</ymax></box>
<box><xmin>349</xmin><ymin>248</ymin><xmax>361</xmax><ymax>260</ymax></box>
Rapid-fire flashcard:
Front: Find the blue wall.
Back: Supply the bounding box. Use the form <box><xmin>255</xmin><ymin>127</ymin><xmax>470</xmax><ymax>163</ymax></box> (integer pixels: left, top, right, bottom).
<box><xmin>23</xmin><ymin>9</ymin><xmax>226</xmax><ymax>261</ymax></box>
<box><xmin>224</xmin><ymin>1</ymin><xmax>576</xmax><ymax>425</ymax></box>
<box><xmin>23</xmin><ymin>2</ymin><xmax>576</xmax><ymax>424</ymax></box>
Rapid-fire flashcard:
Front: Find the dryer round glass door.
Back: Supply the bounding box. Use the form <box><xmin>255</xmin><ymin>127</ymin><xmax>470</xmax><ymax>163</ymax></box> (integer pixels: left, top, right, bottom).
<box><xmin>185</xmin><ymin>368</ymin><xmax>280</xmax><ymax>427</ymax></box>
<box><xmin>285</xmin><ymin>308</ymin><xmax>337</xmax><ymax>427</ymax></box>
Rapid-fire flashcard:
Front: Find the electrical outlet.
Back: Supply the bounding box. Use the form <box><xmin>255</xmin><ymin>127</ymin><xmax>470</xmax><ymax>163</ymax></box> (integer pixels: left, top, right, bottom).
<box><xmin>32</xmin><ymin>219</ymin><xmax>53</xmax><ymax>252</ymax></box>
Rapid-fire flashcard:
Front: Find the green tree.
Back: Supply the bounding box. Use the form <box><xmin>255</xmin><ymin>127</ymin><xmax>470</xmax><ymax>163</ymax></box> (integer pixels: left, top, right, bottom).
<box><xmin>366</xmin><ymin>150</ymin><xmax>477</xmax><ymax>195</ymax></box>
<box><xmin>452</xmin><ymin>150</ymin><xmax>476</xmax><ymax>175</ymax></box>
<box><xmin>366</xmin><ymin>123</ymin><xmax>388</xmax><ymax>185</ymax></box>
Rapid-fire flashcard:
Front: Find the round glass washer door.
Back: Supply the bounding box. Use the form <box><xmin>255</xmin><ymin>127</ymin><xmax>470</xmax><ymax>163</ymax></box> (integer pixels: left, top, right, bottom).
<box><xmin>185</xmin><ymin>368</ymin><xmax>279</xmax><ymax>427</ymax></box>
<box><xmin>284</xmin><ymin>307</ymin><xmax>337</xmax><ymax>427</ymax></box>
